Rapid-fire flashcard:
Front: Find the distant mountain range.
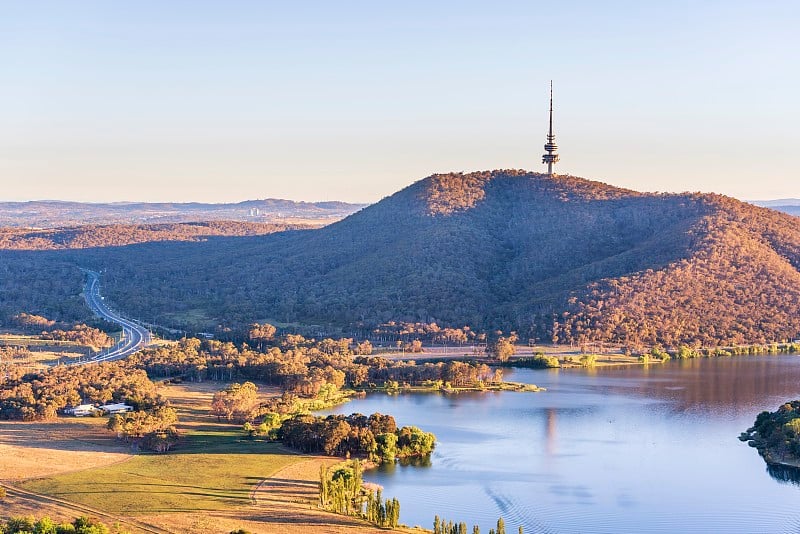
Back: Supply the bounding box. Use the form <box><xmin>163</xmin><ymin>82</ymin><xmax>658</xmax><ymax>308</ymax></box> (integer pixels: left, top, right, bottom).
<box><xmin>751</xmin><ymin>199</ymin><xmax>800</xmax><ymax>216</ymax></box>
<box><xmin>0</xmin><ymin>199</ymin><xmax>367</xmax><ymax>228</ymax></box>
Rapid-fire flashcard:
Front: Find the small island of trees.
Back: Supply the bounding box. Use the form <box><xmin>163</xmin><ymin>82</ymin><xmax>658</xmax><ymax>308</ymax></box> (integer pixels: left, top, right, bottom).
<box><xmin>742</xmin><ymin>400</ymin><xmax>800</xmax><ymax>468</ymax></box>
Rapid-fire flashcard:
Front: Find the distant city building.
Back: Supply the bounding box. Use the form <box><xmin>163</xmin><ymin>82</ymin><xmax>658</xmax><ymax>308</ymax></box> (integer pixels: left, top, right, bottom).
<box><xmin>542</xmin><ymin>81</ymin><xmax>559</xmax><ymax>176</ymax></box>
<box><xmin>248</xmin><ymin>207</ymin><xmax>261</xmax><ymax>217</ymax></box>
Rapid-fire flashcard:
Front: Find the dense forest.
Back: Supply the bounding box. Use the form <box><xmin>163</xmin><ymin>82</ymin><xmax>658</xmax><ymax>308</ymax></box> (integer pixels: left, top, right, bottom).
<box><xmin>11</xmin><ymin>313</ymin><xmax>112</xmax><ymax>350</ymax></box>
<box><xmin>0</xmin><ymin>221</ymin><xmax>310</xmax><ymax>250</ymax></box>
<box><xmin>129</xmin><ymin>336</ymin><xmax>500</xmax><ymax>395</ymax></box>
<box><xmin>1</xmin><ymin>170</ymin><xmax>799</xmax><ymax>347</ymax></box>
<box><xmin>280</xmin><ymin>412</ymin><xmax>435</xmax><ymax>463</ymax></box>
<box><xmin>0</xmin><ymin>360</ymin><xmax>178</xmax><ymax>450</ymax></box>
<box><xmin>0</xmin><ymin>256</ymin><xmax>91</xmax><ymax>324</ymax></box>
<box><xmin>0</xmin><ymin>331</ymin><xmax>496</xmax><ymax>417</ymax></box>
<box><xmin>0</xmin><ymin>362</ymin><xmax>161</xmax><ymax>420</ymax></box>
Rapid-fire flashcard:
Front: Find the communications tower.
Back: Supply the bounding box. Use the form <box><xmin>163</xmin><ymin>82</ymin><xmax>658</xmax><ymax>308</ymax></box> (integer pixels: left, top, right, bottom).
<box><xmin>542</xmin><ymin>81</ymin><xmax>559</xmax><ymax>176</ymax></box>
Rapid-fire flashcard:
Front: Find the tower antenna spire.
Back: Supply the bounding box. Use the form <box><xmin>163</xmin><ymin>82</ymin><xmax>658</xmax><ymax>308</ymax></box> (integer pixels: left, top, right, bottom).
<box><xmin>542</xmin><ymin>80</ymin><xmax>560</xmax><ymax>176</ymax></box>
<box><xmin>549</xmin><ymin>80</ymin><xmax>554</xmax><ymax>137</ymax></box>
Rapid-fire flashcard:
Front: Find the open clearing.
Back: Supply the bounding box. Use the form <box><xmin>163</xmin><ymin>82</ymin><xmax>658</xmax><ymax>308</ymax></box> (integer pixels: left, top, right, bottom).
<box><xmin>136</xmin><ymin>456</ymin><xmax>418</xmax><ymax>534</ymax></box>
<box><xmin>4</xmin><ymin>381</ymin><xmax>417</xmax><ymax>533</ymax></box>
<box><xmin>0</xmin><ymin>418</ymin><xmax>131</xmax><ymax>481</ymax></box>
<box><xmin>0</xmin><ymin>333</ymin><xmax>98</xmax><ymax>369</ymax></box>
<box><xmin>18</xmin><ymin>382</ymin><xmax>299</xmax><ymax>515</ymax></box>
<box><xmin>21</xmin><ymin>443</ymin><xmax>300</xmax><ymax>514</ymax></box>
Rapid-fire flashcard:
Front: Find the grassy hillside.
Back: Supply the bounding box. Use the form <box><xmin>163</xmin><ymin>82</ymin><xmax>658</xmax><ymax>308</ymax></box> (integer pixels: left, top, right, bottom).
<box><xmin>2</xmin><ymin>170</ymin><xmax>799</xmax><ymax>347</ymax></box>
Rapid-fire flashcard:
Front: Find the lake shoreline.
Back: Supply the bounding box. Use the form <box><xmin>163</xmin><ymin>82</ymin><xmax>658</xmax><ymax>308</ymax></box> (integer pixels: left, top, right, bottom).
<box><xmin>742</xmin><ymin>435</ymin><xmax>800</xmax><ymax>471</ymax></box>
<box><xmin>326</xmin><ymin>356</ymin><xmax>800</xmax><ymax>532</ymax></box>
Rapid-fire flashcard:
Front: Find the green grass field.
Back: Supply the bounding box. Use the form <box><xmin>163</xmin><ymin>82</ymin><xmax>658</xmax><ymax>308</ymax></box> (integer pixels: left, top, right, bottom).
<box><xmin>21</xmin><ymin>435</ymin><xmax>302</xmax><ymax>514</ymax></box>
<box><xmin>20</xmin><ymin>382</ymin><xmax>306</xmax><ymax>515</ymax></box>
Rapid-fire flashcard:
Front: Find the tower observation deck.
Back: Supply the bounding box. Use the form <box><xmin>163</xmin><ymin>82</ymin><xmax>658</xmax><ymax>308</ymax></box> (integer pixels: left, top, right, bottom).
<box><xmin>542</xmin><ymin>81</ymin><xmax>559</xmax><ymax>176</ymax></box>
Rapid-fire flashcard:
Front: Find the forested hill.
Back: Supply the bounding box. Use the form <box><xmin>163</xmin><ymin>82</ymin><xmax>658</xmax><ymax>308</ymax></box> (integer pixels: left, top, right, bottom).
<box><xmin>0</xmin><ymin>221</ymin><xmax>312</xmax><ymax>250</ymax></box>
<box><xmin>4</xmin><ymin>170</ymin><xmax>800</xmax><ymax>347</ymax></box>
<box><xmin>0</xmin><ymin>198</ymin><xmax>365</xmax><ymax>227</ymax></box>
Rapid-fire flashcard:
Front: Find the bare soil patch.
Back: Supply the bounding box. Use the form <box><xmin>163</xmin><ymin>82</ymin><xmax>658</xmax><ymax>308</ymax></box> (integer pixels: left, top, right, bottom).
<box><xmin>0</xmin><ymin>419</ymin><xmax>131</xmax><ymax>481</ymax></box>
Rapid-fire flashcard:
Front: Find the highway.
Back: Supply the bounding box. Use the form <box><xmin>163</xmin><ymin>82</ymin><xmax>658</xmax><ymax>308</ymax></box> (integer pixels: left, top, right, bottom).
<box><xmin>79</xmin><ymin>269</ymin><xmax>152</xmax><ymax>363</ymax></box>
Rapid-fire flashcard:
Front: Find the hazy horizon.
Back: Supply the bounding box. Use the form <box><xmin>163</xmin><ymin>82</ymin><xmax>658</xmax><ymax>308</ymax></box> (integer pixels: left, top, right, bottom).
<box><xmin>0</xmin><ymin>174</ymin><xmax>797</xmax><ymax>206</ymax></box>
<box><xmin>0</xmin><ymin>196</ymin><xmax>368</xmax><ymax>205</ymax></box>
<box><xmin>2</xmin><ymin>1</ymin><xmax>798</xmax><ymax>203</ymax></box>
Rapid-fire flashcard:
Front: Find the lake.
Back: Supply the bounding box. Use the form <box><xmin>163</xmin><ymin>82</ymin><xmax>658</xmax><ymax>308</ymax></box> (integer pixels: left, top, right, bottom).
<box><xmin>323</xmin><ymin>356</ymin><xmax>800</xmax><ymax>533</ymax></box>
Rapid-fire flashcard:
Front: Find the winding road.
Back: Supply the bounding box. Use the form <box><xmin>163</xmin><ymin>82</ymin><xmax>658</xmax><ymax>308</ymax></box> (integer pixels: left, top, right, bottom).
<box><xmin>80</xmin><ymin>269</ymin><xmax>151</xmax><ymax>363</ymax></box>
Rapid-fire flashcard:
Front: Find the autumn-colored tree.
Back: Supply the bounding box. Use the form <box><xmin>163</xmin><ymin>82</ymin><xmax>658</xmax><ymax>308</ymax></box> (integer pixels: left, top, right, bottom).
<box><xmin>210</xmin><ymin>381</ymin><xmax>260</xmax><ymax>423</ymax></box>
<box><xmin>490</xmin><ymin>337</ymin><xmax>516</xmax><ymax>362</ymax></box>
<box><xmin>248</xmin><ymin>323</ymin><xmax>277</xmax><ymax>350</ymax></box>
<box><xmin>354</xmin><ymin>340</ymin><xmax>373</xmax><ymax>355</ymax></box>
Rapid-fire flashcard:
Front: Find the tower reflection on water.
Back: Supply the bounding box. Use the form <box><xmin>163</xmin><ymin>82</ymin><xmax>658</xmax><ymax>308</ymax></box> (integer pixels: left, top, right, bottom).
<box><xmin>545</xmin><ymin>407</ymin><xmax>557</xmax><ymax>456</ymax></box>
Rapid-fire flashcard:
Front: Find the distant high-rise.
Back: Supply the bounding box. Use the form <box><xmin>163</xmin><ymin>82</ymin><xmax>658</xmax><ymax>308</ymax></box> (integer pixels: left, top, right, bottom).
<box><xmin>542</xmin><ymin>81</ymin><xmax>559</xmax><ymax>176</ymax></box>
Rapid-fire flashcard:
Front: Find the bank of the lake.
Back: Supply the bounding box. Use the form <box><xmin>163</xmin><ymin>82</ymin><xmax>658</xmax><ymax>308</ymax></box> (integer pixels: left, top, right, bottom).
<box><xmin>359</xmin><ymin>382</ymin><xmax>543</xmax><ymax>394</ymax></box>
<box><xmin>321</xmin><ymin>355</ymin><xmax>800</xmax><ymax>533</ymax></box>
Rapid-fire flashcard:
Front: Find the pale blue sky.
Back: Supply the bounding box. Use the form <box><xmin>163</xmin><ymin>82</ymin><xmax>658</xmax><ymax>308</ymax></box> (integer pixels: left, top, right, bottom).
<box><xmin>1</xmin><ymin>1</ymin><xmax>797</xmax><ymax>203</ymax></box>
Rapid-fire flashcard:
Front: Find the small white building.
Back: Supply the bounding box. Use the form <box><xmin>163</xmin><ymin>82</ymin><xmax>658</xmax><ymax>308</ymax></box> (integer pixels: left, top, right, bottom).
<box><xmin>100</xmin><ymin>403</ymin><xmax>134</xmax><ymax>414</ymax></box>
<box><xmin>67</xmin><ymin>404</ymin><xmax>101</xmax><ymax>417</ymax></box>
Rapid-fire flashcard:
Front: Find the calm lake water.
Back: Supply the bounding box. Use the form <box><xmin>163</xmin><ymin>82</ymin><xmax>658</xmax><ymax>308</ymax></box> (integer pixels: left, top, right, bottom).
<box><xmin>323</xmin><ymin>356</ymin><xmax>800</xmax><ymax>533</ymax></box>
